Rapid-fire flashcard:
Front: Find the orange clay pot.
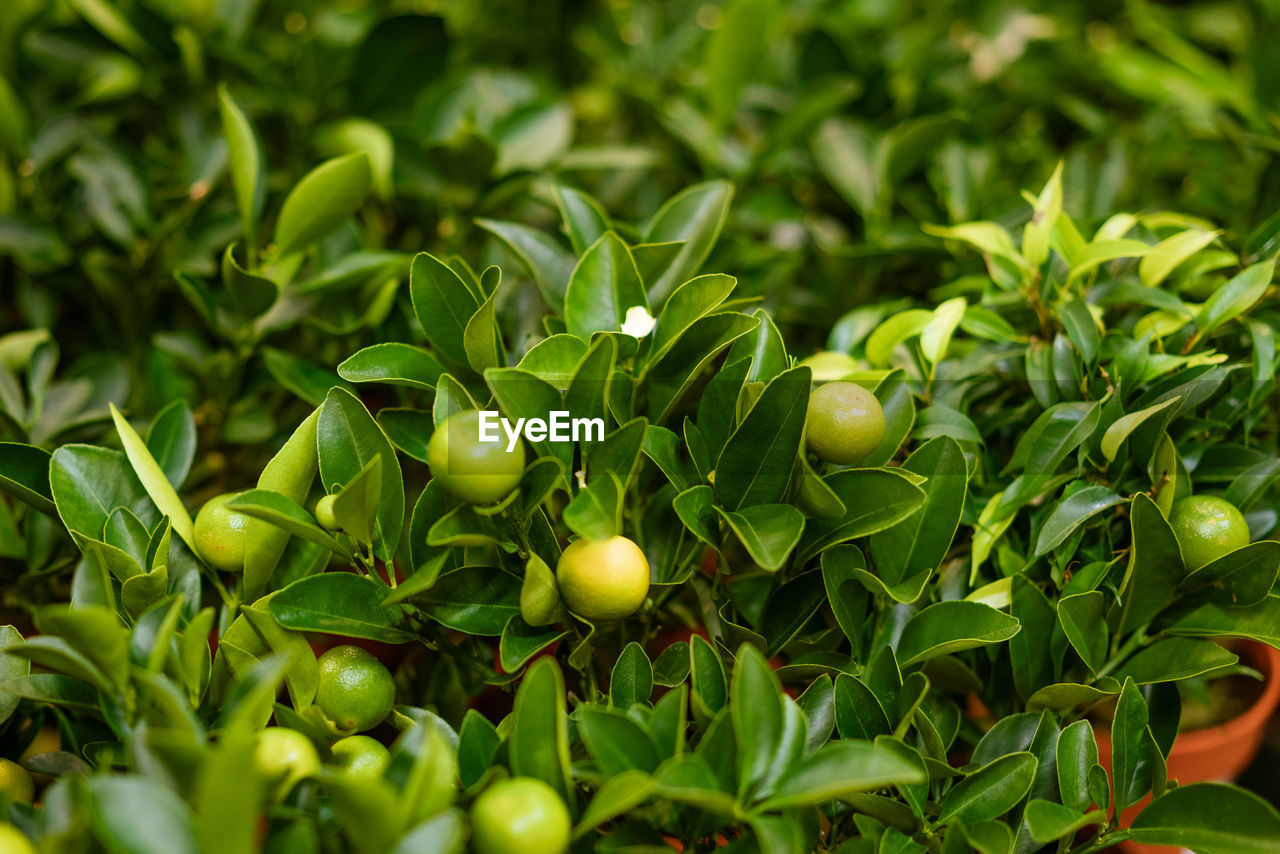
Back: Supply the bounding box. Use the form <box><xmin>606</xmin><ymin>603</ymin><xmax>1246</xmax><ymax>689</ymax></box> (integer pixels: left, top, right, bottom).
<box><xmin>1094</xmin><ymin>640</ymin><xmax>1280</xmax><ymax>854</ymax></box>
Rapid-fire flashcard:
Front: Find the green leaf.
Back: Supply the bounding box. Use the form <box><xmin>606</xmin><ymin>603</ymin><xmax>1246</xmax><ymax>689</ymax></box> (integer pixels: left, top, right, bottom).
<box><xmin>1034</xmin><ymin>486</ymin><xmax>1124</xmax><ymax>556</ymax></box>
<box><xmin>1182</xmin><ymin>541</ymin><xmax>1280</xmax><ymax>607</ymax></box>
<box><xmin>895</xmin><ymin>602</ymin><xmax>1021</xmax><ymax>669</ymax></box>
<box><xmin>420</xmin><ymin>566</ymin><xmax>522</xmax><ymax>635</ymax></box>
<box><xmin>562</xmin><ymin>472</ymin><xmax>624</xmax><ymax>542</ymax></box>
<box><xmin>715</xmin><ymin>366</ymin><xmax>809</xmax><ymax>510</ymax></box>
<box><xmin>715</xmin><ymin>503</ymin><xmax>804</xmax><ymax>571</ymax></box>
<box><xmin>218</xmin><ymin>84</ymin><xmax>263</xmax><ymax>239</ymax></box>
<box><xmin>318</xmin><ymin>387</ymin><xmax>404</xmax><ymax>561</ymax></box>
<box><xmin>221</xmin><ymin>244</ymin><xmax>278</xmax><ymax>317</ymax></box>
<box><xmin>0</xmin><ymin>441</ymin><xmax>55</xmax><ymax>514</ymax></box>
<box><xmin>564</xmin><ymin>232</ymin><xmax>647</xmax><ymax>339</ymax></box>
<box><xmin>731</xmin><ymin>312</ymin><xmax>791</xmax><ymax>388</ymax></box>
<box><xmin>1100</xmin><ymin>397</ymin><xmax>1180</xmax><ymax>462</ymax></box>
<box><xmin>797</xmin><ymin>468</ymin><xmax>926</xmax><ymax>563</ymax></box>
<box><xmin>338</xmin><ymin>343</ymin><xmax>445</xmax><ymax>390</ymax></box>
<box><xmin>865</xmin><ymin>310</ymin><xmax>933</xmax><ymax>365</ymax></box>
<box><xmin>270</xmin><ymin>573</ymin><xmax>413</xmax><ymax>642</ymax></box>
<box><xmin>1057</xmin><ymin>719</ymin><xmax>1099</xmax><ymax>814</ymax></box>
<box><xmin>1128</xmin><ymin>783</ymin><xmax>1280</xmax><ymax>853</ymax></box>
<box><xmin>109</xmin><ymin>404</ymin><xmax>195</xmax><ymax>551</ymax></box>
<box><xmin>1195</xmin><ymin>259</ymin><xmax>1275</xmax><ymax>340</ymax></box>
<box><xmin>1024</xmin><ymin>800</ymin><xmax>1105</xmax><ymax>844</ymax></box>
<box><xmin>645</xmin><ymin>273</ymin><xmax>736</xmax><ymax>367</ymax></box>
<box><xmin>317</xmin><ymin>117</ymin><xmax>394</xmax><ymax>200</ymax></box>
<box><xmin>88</xmin><ymin>775</ymin><xmax>199</xmax><ymax>854</ymax></box>
<box><xmin>834</xmin><ymin>674</ymin><xmax>890</xmax><ymax>740</ymax></box>
<box><xmin>574</xmin><ymin>771</ymin><xmax>656</xmax><ymax>839</ymax></box>
<box><xmin>145</xmin><ymin>400</ymin><xmax>195</xmax><ymax>491</ymax></box>
<box><xmin>610</xmin><ymin>642</ymin><xmax>653</xmax><ymax>708</ymax></box>
<box><xmin>0</xmin><ymin>625</ymin><xmax>31</xmax><ymax>723</ymax></box>
<box><xmin>1057</xmin><ymin>591</ymin><xmax>1108</xmax><ymax>674</ymax></box>
<box><xmin>328</xmin><ymin>454</ymin><xmax>383</xmax><ymax>546</ymax></box>
<box><xmin>869</xmin><ymin>436</ymin><xmax>967</xmax><ymax>587</ymax></box>
<box><xmin>50</xmin><ymin>445</ymin><xmax>155</xmax><ymax>538</ymax></box>
<box><xmin>938</xmin><ymin>753</ymin><xmax>1037</xmax><ymax>824</ymax></box>
<box><xmin>510</xmin><ymin>657</ymin><xmax>574</xmax><ymax>806</ymax></box>
<box><xmin>390</xmin><ymin>811</ymin><xmax>468</xmax><ymax>854</ymax></box>
<box><xmin>1110</xmin><ymin>677</ymin><xmax>1150</xmax><ymax>811</ymax></box>
<box><xmin>228</xmin><ymin>489</ymin><xmax>348</xmax><ymax>557</ymax></box>
<box><xmin>1118</xmin><ymin>494</ymin><xmax>1184</xmax><ymax>635</ymax></box>
<box><xmin>464</xmin><ymin>285</ymin><xmax>505</xmax><ymax>375</ymax></box>
<box><xmin>920</xmin><ymin>297</ymin><xmax>966</xmax><ymax>364</ymax></box>
<box><xmin>758</xmin><ymin>741</ymin><xmax>925</xmax><ymax>810</ymax></box>
<box><xmin>410</xmin><ymin>253</ymin><xmax>481</xmax><ymax>370</ymax></box>
<box><xmin>578</xmin><ymin>706</ymin><xmax>661</xmax><ymax>775</ymax></box>
<box><xmin>244</xmin><ymin>408</ymin><xmax>319</xmax><ymax>598</ymax></box>
<box><xmin>689</xmin><ymin>634</ymin><xmax>728</xmax><ymax>718</ymax></box>
<box><xmin>553</xmin><ymin>185</ymin><xmax>609</xmax><ymax>254</ymax></box>
<box><xmin>1115</xmin><ymin>637</ymin><xmax>1237</xmax><ymax>685</ymax></box>
<box><xmin>261</xmin><ymin>348</ymin><xmax>354</xmax><ymax>406</ymax></box>
<box><xmin>730</xmin><ymin>645</ymin><xmax>788</xmax><ymax>797</ymax></box>
<box><xmin>646</xmin><ymin>312</ymin><xmax>760</xmax><ymax>424</ymax></box>
<box><xmin>703</xmin><ymin>0</ymin><xmax>772</xmax><ymax>125</ymax></box>
<box><xmin>1139</xmin><ymin>229</ymin><xmax>1218</xmax><ymax>288</ymax></box>
<box><xmin>476</xmin><ymin>218</ymin><xmax>576</xmax><ymax>315</ymax></box>
<box><xmin>641</xmin><ymin>181</ymin><xmax>733</xmax><ymax>303</ymax></box>
<box><xmin>274</xmin><ymin>153</ymin><xmax>371</xmax><ymax>257</ymax></box>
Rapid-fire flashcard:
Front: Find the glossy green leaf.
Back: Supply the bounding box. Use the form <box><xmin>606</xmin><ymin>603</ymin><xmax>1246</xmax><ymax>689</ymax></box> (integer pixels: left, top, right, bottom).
<box><xmin>274</xmin><ymin>153</ymin><xmax>371</xmax><ymax>257</ymax></box>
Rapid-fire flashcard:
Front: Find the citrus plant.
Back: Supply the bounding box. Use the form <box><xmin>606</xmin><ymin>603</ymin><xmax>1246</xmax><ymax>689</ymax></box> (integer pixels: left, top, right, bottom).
<box><xmin>0</xmin><ymin>160</ymin><xmax>1278</xmax><ymax>854</ymax></box>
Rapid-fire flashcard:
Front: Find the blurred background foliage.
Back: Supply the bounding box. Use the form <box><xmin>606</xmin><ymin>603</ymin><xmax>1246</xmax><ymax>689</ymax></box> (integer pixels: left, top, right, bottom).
<box><xmin>1</xmin><ymin>0</ymin><xmax>1278</xmax><ymax>436</ymax></box>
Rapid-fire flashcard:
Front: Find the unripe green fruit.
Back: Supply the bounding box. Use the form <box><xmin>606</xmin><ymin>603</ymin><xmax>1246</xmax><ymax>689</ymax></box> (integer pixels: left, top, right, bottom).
<box><xmin>1170</xmin><ymin>495</ymin><xmax>1249</xmax><ymax>572</ymax></box>
<box><xmin>255</xmin><ymin>728</ymin><xmax>319</xmax><ymax>793</ymax></box>
<box><xmin>194</xmin><ymin>493</ymin><xmax>250</xmax><ymax>572</ymax></box>
<box><xmin>556</xmin><ymin>536</ymin><xmax>649</xmax><ymax>621</ymax></box>
<box><xmin>330</xmin><ymin>735</ymin><xmax>390</xmax><ymax>778</ymax></box>
<box><xmin>315</xmin><ymin>494</ymin><xmax>339</xmax><ymax>530</ymax></box>
<box><xmin>804</xmin><ymin>381</ymin><xmax>886</xmax><ymax>465</ymax></box>
<box><xmin>316</xmin><ymin>646</ymin><xmax>395</xmax><ymax>732</ymax></box>
<box><xmin>427</xmin><ymin>410</ymin><xmax>525</xmax><ymax>505</ymax></box>
<box><xmin>470</xmin><ymin>777</ymin><xmax>571</xmax><ymax>854</ymax></box>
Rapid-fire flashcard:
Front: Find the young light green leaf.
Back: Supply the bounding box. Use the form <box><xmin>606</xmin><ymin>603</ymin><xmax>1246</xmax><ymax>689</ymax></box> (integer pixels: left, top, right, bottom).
<box><xmin>109</xmin><ymin>404</ymin><xmax>194</xmax><ymax>552</ymax></box>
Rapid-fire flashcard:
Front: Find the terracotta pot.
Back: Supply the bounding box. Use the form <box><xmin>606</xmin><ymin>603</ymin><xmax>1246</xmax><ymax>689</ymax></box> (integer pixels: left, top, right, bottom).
<box><xmin>1094</xmin><ymin>640</ymin><xmax>1280</xmax><ymax>854</ymax></box>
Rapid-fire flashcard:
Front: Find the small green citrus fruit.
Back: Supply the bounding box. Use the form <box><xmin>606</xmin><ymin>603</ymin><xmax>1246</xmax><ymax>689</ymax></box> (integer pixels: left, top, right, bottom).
<box><xmin>193</xmin><ymin>492</ymin><xmax>250</xmax><ymax>572</ymax></box>
<box><xmin>316</xmin><ymin>645</ymin><xmax>395</xmax><ymax>732</ymax></box>
<box><xmin>556</xmin><ymin>536</ymin><xmax>649</xmax><ymax>621</ymax></box>
<box><xmin>427</xmin><ymin>410</ymin><xmax>525</xmax><ymax>505</ymax></box>
<box><xmin>804</xmin><ymin>381</ymin><xmax>885</xmax><ymax>465</ymax></box>
<box><xmin>470</xmin><ymin>777</ymin><xmax>571</xmax><ymax>854</ymax></box>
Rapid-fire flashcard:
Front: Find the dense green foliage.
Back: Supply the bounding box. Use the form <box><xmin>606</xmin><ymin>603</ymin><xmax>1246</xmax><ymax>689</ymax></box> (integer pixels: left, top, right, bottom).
<box><xmin>2</xmin><ymin>2</ymin><xmax>1280</xmax><ymax>853</ymax></box>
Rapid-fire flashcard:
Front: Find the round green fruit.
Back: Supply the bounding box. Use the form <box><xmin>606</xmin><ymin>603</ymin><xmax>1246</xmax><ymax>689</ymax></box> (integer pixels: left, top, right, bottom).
<box><xmin>0</xmin><ymin>824</ymin><xmax>36</xmax><ymax>854</ymax></box>
<box><xmin>316</xmin><ymin>645</ymin><xmax>395</xmax><ymax>732</ymax></box>
<box><xmin>470</xmin><ymin>777</ymin><xmax>571</xmax><ymax>854</ymax></box>
<box><xmin>556</xmin><ymin>536</ymin><xmax>649</xmax><ymax>621</ymax></box>
<box><xmin>804</xmin><ymin>381</ymin><xmax>885</xmax><ymax>465</ymax></box>
<box><xmin>330</xmin><ymin>735</ymin><xmax>390</xmax><ymax>778</ymax></box>
<box><xmin>0</xmin><ymin>759</ymin><xmax>33</xmax><ymax>805</ymax></box>
<box><xmin>315</xmin><ymin>494</ymin><xmax>339</xmax><ymax>530</ymax></box>
<box><xmin>1170</xmin><ymin>495</ymin><xmax>1249</xmax><ymax>572</ymax></box>
<box><xmin>193</xmin><ymin>492</ymin><xmax>250</xmax><ymax>572</ymax></box>
<box><xmin>255</xmin><ymin>728</ymin><xmax>319</xmax><ymax>791</ymax></box>
<box><xmin>427</xmin><ymin>410</ymin><xmax>526</xmax><ymax>505</ymax></box>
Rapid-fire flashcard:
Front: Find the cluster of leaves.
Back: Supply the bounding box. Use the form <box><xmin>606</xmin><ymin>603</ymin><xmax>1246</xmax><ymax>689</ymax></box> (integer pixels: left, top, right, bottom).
<box><xmin>4</xmin><ymin>0</ymin><xmax>1279</xmax><ymax>388</ymax></box>
<box><xmin>1</xmin><ymin>162</ymin><xmax>1279</xmax><ymax>853</ymax></box>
